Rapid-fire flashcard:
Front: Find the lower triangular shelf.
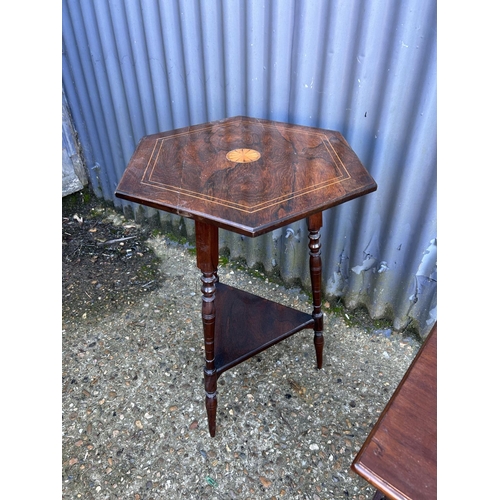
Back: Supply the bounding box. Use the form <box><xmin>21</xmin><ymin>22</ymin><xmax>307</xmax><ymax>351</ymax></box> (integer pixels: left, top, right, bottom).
<box><xmin>213</xmin><ymin>282</ymin><xmax>314</xmax><ymax>374</ymax></box>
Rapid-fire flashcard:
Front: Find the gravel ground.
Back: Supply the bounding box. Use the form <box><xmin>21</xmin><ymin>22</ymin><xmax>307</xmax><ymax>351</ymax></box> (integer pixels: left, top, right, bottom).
<box><xmin>62</xmin><ymin>200</ymin><xmax>421</xmax><ymax>500</ymax></box>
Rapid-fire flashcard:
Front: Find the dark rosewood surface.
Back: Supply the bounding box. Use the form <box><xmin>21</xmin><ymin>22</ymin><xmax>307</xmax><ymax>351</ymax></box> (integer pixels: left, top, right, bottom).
<box><xmin>115</xmin><ymin>116</ymin><xmax>378</xmax><ymax>437</ymax></box>
<box><xmin>115</xmin><ymin>116</ymin><xmax>376</xmax><ymax>236</ymax></box>
<box><xmin>351</xmin><ymin>323</ymin><xmax>437</xmax><ymax>500</ymax></box>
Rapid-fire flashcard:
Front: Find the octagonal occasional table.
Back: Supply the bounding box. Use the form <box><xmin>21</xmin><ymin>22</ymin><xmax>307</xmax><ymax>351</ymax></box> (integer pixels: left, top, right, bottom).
<box><xmin>115</xmin><ymin>116</ymin><xmax>377</xmax><ymax>437</ymax></box>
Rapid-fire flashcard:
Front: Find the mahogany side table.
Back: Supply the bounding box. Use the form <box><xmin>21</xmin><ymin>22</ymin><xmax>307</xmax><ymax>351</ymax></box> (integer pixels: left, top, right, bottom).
<box><xmin>351</xmin><ymin>323</ymin><xmax>437</xmax><ymax>500</ymax></box>
<box><xmin>115</xmin><ymin>116</ymin><xmax>376</xmax><ymax>437</ymax></box>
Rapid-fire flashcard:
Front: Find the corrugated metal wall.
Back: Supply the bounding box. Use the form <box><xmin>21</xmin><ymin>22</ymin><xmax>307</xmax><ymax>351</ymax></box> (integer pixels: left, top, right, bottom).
<box><xmin>62</xmin><ymin>0</ymin><xmax>437</xmax><ymax>338</ymax></box>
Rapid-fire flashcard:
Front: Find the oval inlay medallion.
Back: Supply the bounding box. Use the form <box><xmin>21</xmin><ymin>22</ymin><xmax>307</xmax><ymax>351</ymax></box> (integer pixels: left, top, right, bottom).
<box><xmin>226</xmin><ymin>148</ymin><xmax>261</xmax><ymax>163</ymax></box>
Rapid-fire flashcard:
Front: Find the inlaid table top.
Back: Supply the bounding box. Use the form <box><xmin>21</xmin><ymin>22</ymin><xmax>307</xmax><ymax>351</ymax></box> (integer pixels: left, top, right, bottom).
<box><xmin>115</xmin><ymin>116</ymin><xmax>376</xmax><ymax>236</ymax></box>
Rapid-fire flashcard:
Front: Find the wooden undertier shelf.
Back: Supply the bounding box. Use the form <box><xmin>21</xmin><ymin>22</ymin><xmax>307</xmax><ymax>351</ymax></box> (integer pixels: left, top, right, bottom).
<box><xmin>214</xmin><ymin>282</ymin><xmax>314</xmax><ymax>375</ymax></box>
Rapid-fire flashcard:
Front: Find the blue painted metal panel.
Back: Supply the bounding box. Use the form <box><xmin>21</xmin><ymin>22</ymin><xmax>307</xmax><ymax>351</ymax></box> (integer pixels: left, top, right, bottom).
<box><xmin>62</xmin><ymin>0</ymin><xmax>437</xmax><ymax>338</ymax></box>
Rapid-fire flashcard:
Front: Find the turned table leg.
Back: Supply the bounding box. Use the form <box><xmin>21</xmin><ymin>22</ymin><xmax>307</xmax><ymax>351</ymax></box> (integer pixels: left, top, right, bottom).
<box><xmin>195</xmin><ymin>220</ymin><xmax>219</xmax><ymax>437</ymax></box>
<box><xmin>307</xmin><ymin>213</ymin><xmax>324</xmax><ymax>369</ymax></box>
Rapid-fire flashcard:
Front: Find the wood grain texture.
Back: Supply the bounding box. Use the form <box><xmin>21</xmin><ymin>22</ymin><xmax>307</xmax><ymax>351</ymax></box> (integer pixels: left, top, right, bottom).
<box><xmin>115</xmin><ymin>116</ymin><xmax>377</xmax><ymax>236</ymax></box>
<box><xmin>213</xmin><ymin>282</ymin><xmax>314</xmax><ymax>375</ymax></box>
<box><xmin>351</xmin><ymin>323</ymin><xmax>437</xmax><ymax>500</ymax></box>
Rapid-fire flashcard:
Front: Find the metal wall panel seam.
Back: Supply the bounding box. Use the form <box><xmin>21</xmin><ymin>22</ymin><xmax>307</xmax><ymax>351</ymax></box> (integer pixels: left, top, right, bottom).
<box><xmin>92</xmin><ymin>0</ymin><xmax>136</xmax><ymax>171</ymax></box>
<box><xmin>146</xmin><ymin>1</ymin><xmax>175</xmax><ymax>131</ymax></box>
<box><xmin>111</xmin><ymin>0</ymin><xmax>147</xmax><ymax>145</ymax></box>
<box><xmin>199</xmin><ymin>0</ymin><xmax>226</xmax><ymax>121</ymax></box>
<box><xmin>245</xmin><ymin>0</ymin><xmax>269</xmax><ymax>119</ymax></box>
<box><xmin>77</xmin><ymin>1</ymin><xmax>126</xmax><ymax>187</ymax></box>
<box><xmin>123</xmin><ymin>1</ymin><xmax>158</xmax><ymax>136</ymax></box>
<box><xmin>267</xmin><ymin>0</ymin><xmax>294</xmax><ymax>122</ymax></box>
<box><xmin>178</xmin><ymin>0</ymin><xmax>207</xmax><ymax>125</ymax></box>
<box><xmin>221</xmin><ymin>0</ymin><xmax>245</xmax><ymax>117</ymax></box>
<box><xmin>63</xmin><ymin>0</ymin><xmax>112</xmax><ymax>199</ymax></box>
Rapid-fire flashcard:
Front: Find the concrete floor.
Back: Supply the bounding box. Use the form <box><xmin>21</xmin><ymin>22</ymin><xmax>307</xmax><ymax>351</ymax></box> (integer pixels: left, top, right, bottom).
<box><xmin>62</xmin><ymin>214</ymin><xmax>420</xmax><ymax>500</ymax></box>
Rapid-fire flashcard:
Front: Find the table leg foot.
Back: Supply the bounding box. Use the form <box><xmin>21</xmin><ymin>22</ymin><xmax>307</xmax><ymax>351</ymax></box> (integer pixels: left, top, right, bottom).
<box><xmin>314</xmin><ymin>330</ymin><xmax>324</xmax><ymax>369</ymax></box>
<box><xmin>205</xmin><ymin>389</ymin><xmax>217</xmax><ymax>438</ymax></box>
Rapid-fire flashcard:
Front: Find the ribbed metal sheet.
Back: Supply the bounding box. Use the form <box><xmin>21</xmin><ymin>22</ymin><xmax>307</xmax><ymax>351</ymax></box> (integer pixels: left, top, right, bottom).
<box><xmin>62</xmin><ymin>0</ymin><xmax>437</xmax><ymax>338</ymax></box>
